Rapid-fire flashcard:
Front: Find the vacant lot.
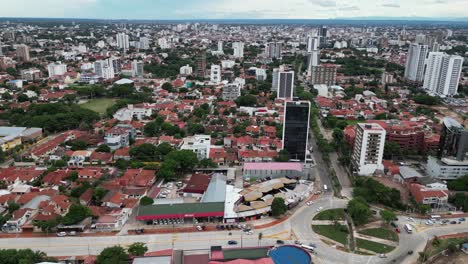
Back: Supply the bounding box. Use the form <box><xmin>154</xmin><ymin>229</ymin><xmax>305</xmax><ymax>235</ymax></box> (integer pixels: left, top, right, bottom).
<box><xmin>358</xmin><ymin>228</ymin><xmax>399</xmax><ymax>242</ymax></box>
<box><xmin>312</xmin><ymin>225</ymin><xmax>348</xmax><ymax>245</ymax></box>
<box><xmin>80</xmin><ymin>98</ymin><xmax>116</xmax><ymax>114</ymax></box>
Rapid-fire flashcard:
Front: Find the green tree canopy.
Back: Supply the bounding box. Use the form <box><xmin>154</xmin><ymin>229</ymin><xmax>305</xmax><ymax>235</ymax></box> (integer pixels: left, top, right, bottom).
<box><xmin>275</xmin><ymin>149</ymin><xmax>290</xmax><ymax>162</ymax></box>
<box><xmin>96</xmin><ymin>144</ymin><xmax>111</xmax><ymax>153</ymax></box>
<box><xmin>380</xmin><ymin>209</ymin><xmax>396</xmax><ymax>225</ymax></box>
<box><xmin>96</xmin><ymin>246</ymin><xmax>129</xmax><ymax>264</ymax></box>
<box><xmin>139</xmin><ymin>196</ymin><xmax>154</xmax><ymax>206</ymax></box>
<box><xmin>271</xmin><ymin>197</ymin><xmax>287</xmax><ymax>217</ymax></box>
<box><xmin>127</xmin><ymin>242</ymin><xmax>148</xmax><ymax>257</ymax></box>
<box><xmin>61</xmin><ymin>204</ymin><xmax>92</xmax><ymax>225</ymax></box>
<box><xmin>347</xmin><ymin>197</ymin><xmax>372</xmax><ymax>226</ymax></box>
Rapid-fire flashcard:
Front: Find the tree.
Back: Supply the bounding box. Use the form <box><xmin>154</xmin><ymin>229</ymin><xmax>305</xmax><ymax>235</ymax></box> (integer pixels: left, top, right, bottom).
<box><xmin>96</xmin><ymin>144</ymin><xmax>111</xmax><ymax>153</ymax></box>
<box><xmin>0</xmin><ymin>249</ymin><xmax>54</xmax><ymax>264</ymax></box>
<box><xmin>198</xmin><ymin>158</ymin><xmax>218</xmax><ymax>168</ymax></box>
<box><xmin>67</xmin><ymin>140</ymin><xmax>88</xmax><ymax>151</ymax></box>
<box><xmin>271</xmin><ymin>197</ymin><xmax>287</xmax><ymax>217</ymax></box>
<box><xmin>61</xmin><ymin>204</ymin><xmax>92</xmax><ymax>225</ymax></box>
<box><xmin>92</xmin><ymin>187</ymin><xmax>108</xmax><ymax>205</ymax></box>
<box><xmin>17</xmin><ymin>93</ymin><xmax>29</xmax><ymax>102</ymax></box>
<box><xmin>161</xmin><ymin>82</ymin><xmax>174</xmax><ymax>92</ymax></box>
<box><xmin>347</xmin><ymin>197</ymin><xmax>372</xmax><ymax>226</ymax></box>
<box><xmin>139</xmin><ymin>196</ymin><xmax>154</xmax><ymax>206</ymax></box>
<box><xmin>447</xmin><ymin>175</ymin><xmax>468</xmax><ymax>191</ymax></box>
<box><xmin>128</xmin><ymin>242</ymin><xmax>148</xmax><ymax>257</ymax></box>
<box><xmin>2</xmin><ymin>92</ymin><xmax>12</xmax><ymax>100</ymax></box>
<box><xmin>96</xmin><ymin>246</ymin><xmax>129</xmax><ymax>264</ymax></box>
<box><xmin>384</xmin><ymin>142</ymin><xmax>401</xmax><ymax>159</ymax></box>
<box><xmin>158</xmin><ymin>159</ymin><xmax>177</xmax><ymax>180</ymax></box>
<box><xmin>34</xmin><ymin>217</ymin><xmax>60</xmax><ymax>233</ymax></box>
<box><xmin>380</xmin><ymin>210</ymin><xmax>396</xmax><ymax>225</ymax></box>
<box><xmin>165</xmin><ymin>150</ymin><xmax>199</xmax><ymax>171</ymax></box>
<box><xmin>155</xmin><ymin>142</ymin><xmax>174</xmax><ymax>157</ymax></box>
<box><xmin>275</xmin><ymin>149</ymin><xmax>290</xmax><ymax>162</ymax></box>
<box><xmin>6</xmin><ymin>67</ymin><xmax>17</xmax><ymax>77</ymax></box>
<box><xmin>7</xmin><ymin>201</ymin><xmax>20</xmax><ymax>214</ymax></box>
<box><xmin>418</xmin><ymin>204</ymin><xmax>431</xmax><ymax>215</ymax></box>
<box><xmin>129</xmin><ymin>143</ymin><xmax>159</xmax><ymax>162</ymax></box>
<box><xmin>0</xmin><ymin>148</ymin><xmax>5</xmax><ymax>163</ymax></box>
<box><xmin>235</xmin><ymin>95</ymin><xmax>257</xmax><ymax>106</ymax></box>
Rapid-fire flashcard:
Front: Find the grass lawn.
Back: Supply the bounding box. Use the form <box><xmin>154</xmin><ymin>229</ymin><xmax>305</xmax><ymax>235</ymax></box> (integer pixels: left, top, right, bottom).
<box><xmin>312</xmin><ymin>225</ymin><xmax>348</xmax><ymax>245</ymax></box>
<box><xmin>346</xmin><ymin>119</ymin><xmax>362</xmax><ymax>126</ymax></box>
<box><xmin>80</xmin><ymin>98</ymin><xmax>116</xmax><ymax>114</ymax></box>
<box><xmin>356</xmin><ymin>238</ymin><xmax>395</xmax><ymax>254</ymax></box>
<box><xmin>427</xmin><ymin>237</ymin><xmax>468</xmax><ymax>257</ymax></box>
<box><xmin>358</xmin><ymin>228</ymin><xmax>399</xmax><ymax>242</ymax></box>
<box><xmin>313</xmin><ymin>208</ymin><xmax>346</xmax><ymax>220</ymax></box>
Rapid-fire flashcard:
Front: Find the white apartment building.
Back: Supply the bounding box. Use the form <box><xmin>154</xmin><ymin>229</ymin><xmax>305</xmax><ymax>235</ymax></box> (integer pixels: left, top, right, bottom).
<box><xmin>210</xmin><ymin>65</ymin><xmax>221</xmax><ymax>84</ymax></box>
<box><xmin>218</xmin><ymin>41</ymin><xmax>223</xmax><ymax>52</ymax></box>
<box><xmin>113</xmin><ymin>104</ymin><xmax>152</xmax><ymax>121</ymax></box>
<box><xmin>158</xmin><ymin>38</ymin><xmax>171</xmax><ymax>49</ymax></box>
<box><xmin>423</xmin><ymin>52</ymin><xmax>463</xmax><ymax>96</ymax></box>
<box><xmin>351</xmin><ymin>123</ymin><xmax>386</xmax><ymax>176</ymax></box>
<box><xmin>404</xmin><ymin>43</ymin><xmax>428</xmax><ymax>82</ymax></box>
<box><xmin>116</xmin><ymin>33</ymin><xmax>129</xmax><ymax>50</ymax></box>
<box><xmin>179</xmin><ymin>135</ymin><xmax>211</xmax><ymax>160</ymax></box>
<box><xmin>232</xmin><ymin>42</ymin><xmax>244</xmax><ymax>58</ymax></box>
<box><xmin>221</xmin><ymin>60</ymin><xmax>235</xmax><ymax>69</ymax></box>
<box><xmin>47</xmin><ymin>62</ymin><xmax>67</xmax><ymax>77</ymax></box>
<box><xmin>131</xmin><ymin>60</ymin><xmax>144</xmax><ymax>77</ymax></box>
<box><xmin>94</xmin><ymin>60</ymin><xmax>115</xmax><ymax>80</ymax></box>
<box><xmin>222</xmin><ymin>83</ymin><xmax>241</xmax><ymax>101</ymax></box>
<box><xmin>180</xmin><ymin>64</ymin><xmax>193</xmax><ymax>75</ymax></box>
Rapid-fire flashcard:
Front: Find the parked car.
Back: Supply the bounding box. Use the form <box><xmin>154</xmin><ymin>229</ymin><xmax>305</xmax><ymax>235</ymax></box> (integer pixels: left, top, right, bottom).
<box><xmin>395</xmin><ymin>228</ymin><xmax>400</xmax><ymax>233</ymax></box>
<box><xmin>459</xmin><ymin>218</ymin><xmax>466</xmax><ymax>222</ymax></box>
<box><xmin>408</xmin><ymin>251</ymin><xmax>413</xmax><ymax>255</ymax></box>
<box><xmin>56</xmin><ymin>232</ymin><xmax>67</xmax><ymax>237</ymax></box>
<box><xmin>276</xmin><ymin>240</ymin><xmax>285</xmax><ymax>245</ymax></box>
<box><xmin>425</xmin><ymin>220</ymin><xmax>434</xmax><ymax>226</ymax></box>
<box><xmin>228</xmin><ymin>240</ymin><xmax>238</xmax><ymax>245</ymax></box>
<box><xmin>306</xmin><ymin>201</ymin><xmax>313</xmax><ymax>206</ymax></box>
<box><xmin>379</xmin><ymin>254</ymin><xmax>387</xmax><ymax>258</ymax></box>
<box><xmin>68</xmin><ymin>231</ymin><xmax>77</xmax><ymax>236</ymax></box>
<box><xmin>316</xmin><ymin>206</ymin><xmax>323</xmax><ymax>212</ymax></box>
<box><xmin>390</xmin><ymin>222</ymin><xmax>398</xmax><ymax>228</ymax></box>
<box><xmin>407</xmin><ymin>217</ymin><xmax>414</xmax><ymax>222</ymax></box>
<box><xmin>450</xmin><ymin>221</ymin><xmax>457</xmax><ymax>224</ymax></box>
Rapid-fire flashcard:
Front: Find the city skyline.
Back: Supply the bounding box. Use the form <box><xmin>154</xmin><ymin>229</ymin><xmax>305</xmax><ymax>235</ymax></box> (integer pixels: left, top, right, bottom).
<box><xmin>0</xmin><ymin>0</ymin><xmax>467</xmax><ymax>20</ymax></box>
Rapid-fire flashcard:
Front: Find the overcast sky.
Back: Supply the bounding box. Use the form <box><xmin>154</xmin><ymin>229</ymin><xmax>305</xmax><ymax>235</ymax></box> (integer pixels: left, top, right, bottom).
<box><xmin>0</xmin><ymin>0</ymin><xmax>466</xmax><ymax>19</ymax></box>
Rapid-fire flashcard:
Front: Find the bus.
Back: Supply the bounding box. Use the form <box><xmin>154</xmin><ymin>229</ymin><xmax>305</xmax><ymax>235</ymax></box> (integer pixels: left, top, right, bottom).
<box><xmin>301</xmin><ymin>244</ymin><xmax>315</xmax><ymax>252</ymax></box>
<box><xmin>430</xmin><ymin>215</ymin><xmax>441</xmax><ymax>221</ymax></box>
<box><xmin>404</xmin><ymin>224</ymin><xmax>413</xmax><ymax>234</ymax></box>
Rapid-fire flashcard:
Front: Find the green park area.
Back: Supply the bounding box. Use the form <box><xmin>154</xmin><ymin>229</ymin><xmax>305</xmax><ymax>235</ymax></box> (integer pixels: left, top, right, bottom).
<box><xmin>358</xmin><ymin>228</ymin><xmax>399</xmax><ymax>242</ymax></box>
<box><xmin>356</xmin><ymin>238</ymin><xmax>395</xmax><ymax>254</ymax></box>
<box><xmin>312</xmin><ymin>225</ymin><xmax>349</xmax><ymax>245</ymax></box>
<box><xmin>313</xmin><ymin>208</ymin><xmax>346</xmax><ymax>221</ymax></box>
<box><xmin>80</xmin><ymin>98</ymin><xmax>116</xmax><ymax>114</ymax></box>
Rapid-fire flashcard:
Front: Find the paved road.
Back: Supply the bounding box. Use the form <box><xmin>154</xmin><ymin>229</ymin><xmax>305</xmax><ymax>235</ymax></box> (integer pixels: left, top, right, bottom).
<box><xmin>0</xmin><ymin>195</ymin><xmax>466</xmax><ymax>264</ymax></box>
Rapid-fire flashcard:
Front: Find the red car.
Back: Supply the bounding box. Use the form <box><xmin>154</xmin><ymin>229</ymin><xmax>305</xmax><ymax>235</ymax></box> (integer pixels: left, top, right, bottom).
<box><xmin>395</xmin><ymin>228</ymin><xmax>400</xmax><ymax>233</ymax></box>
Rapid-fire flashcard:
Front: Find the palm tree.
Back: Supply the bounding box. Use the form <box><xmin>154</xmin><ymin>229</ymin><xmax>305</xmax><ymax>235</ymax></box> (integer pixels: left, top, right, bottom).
<box><xmin>258</xmin><ymin>232</ymin><xmax>263</xmax><ymax>246</ymax></box>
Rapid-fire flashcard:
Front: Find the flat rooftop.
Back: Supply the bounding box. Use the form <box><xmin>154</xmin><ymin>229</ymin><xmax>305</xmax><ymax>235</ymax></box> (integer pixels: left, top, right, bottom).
<box><xmin>243</xmin><ymin>162</ymin><xmax>303</xmax><ymax>171</ymax></box>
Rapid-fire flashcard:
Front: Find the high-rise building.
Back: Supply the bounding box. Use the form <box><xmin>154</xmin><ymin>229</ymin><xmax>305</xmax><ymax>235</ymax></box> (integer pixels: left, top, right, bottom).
<box><xmin>210</xmin><ymin>65</ymin><xmax>221</xmax><ymax>84</ymax></box>
<box><xmin>132</xmin><ymin>60</ymin><xmax>144</xmax><ymax>77</ymax></box>
<box><xmin>266</xmin><ymin>42</ymin><xmax>282</xmax><ymax>59</ymax></box>
<box><xmin>438</xmin><ymin>117</ymin><xmax>468</xmax><ymax>161</ymax></box>
<box><xmin>232</xmin><ymin>42</ymin><xmax>244</xmax><ymax>58</ymax></box>
<box><xmin>116</xmin><ymin>33</ymin><xmax>129</xmax><ymax>50</ymax></box>
<box><xmin>282</xmin><ymin>101</ymin><xmax>310</xmax><ymax>162</ymax></box>
<box><xmin>423</xmin><ymin>52</ymin><xmax>463</xmax><ymax>96</ymax></box>
<box><xmin>319</xmin><ymin>26</ymin><xmax>328</xmax><ymax>47</ymax></box>
<box><xmin>306</xmin><ymin>36</ymin><xmax>320</xmax><ymax>73</ymax></box>
<box><xmin>94</xmin><ymin>60</ymin><xmax>115</xmax><ymax>80</ymax></box>
<box><xmin>309</xmin><ymin>64</ymin><xmax>336</xmax><ymax>86</ymax></box>
<box><xmin>276</xmin><ymin>71</ymin><xmax>295</xmax><ymax>99</ymax></box>
<box><xmin>195</xmin><ymin>51</ymin><xmax>207</xmax><ymax>78</ymax></box>
<box><xmin>47</xmin><ymin>61</ymin><xmax>67</xmax><ymax>77</ymax></box>
<box><xmin>180</xmin><ymin>65</ymin><xmax>193</xmax><ymax>76</ymax></box>
<box><xmin>351</xmin><ymin>123</ymin><xmax>386</xmax><ymax>176</ymax></box>
<box><xmin>16</xmin><ymin>44</ymin><xmax>30</xmax><ymax>62</ymax></box>
<box><xmin>138</xmin><ymin>37</ymin><xmax>150</xmax><ymax>49</ymax></box>
<box><xmin>0</xmin><ymin>41</ymin><xmax>3</xmax><ymax>56</ymax></box>
<box><xmin>404</xmin><ymin>43</ymin><xmax>428</xmax><ymax>82</ymax></box>
<box><xmin>222</xmin><ymin>83</ymin><xmax>241</xmax><ymax>101</ymax></box>
<box><xmin>218</xmin><ymin>41</ymin><xmax>223</xmax><ymax>52</ymax></box>
<box><xmin>306</xmin><ymin>36</ymin><xmax>319</xmax><ymax>53</ymax></box>
<box><xmin>109</xmin><ymin>57</ymin><xmax>122</xmax><ymax>75</ymax></box>
<box><xmin>20</xmin><ymin>68</ymin><xmax>42</xmax><ymax>81</ymax></box>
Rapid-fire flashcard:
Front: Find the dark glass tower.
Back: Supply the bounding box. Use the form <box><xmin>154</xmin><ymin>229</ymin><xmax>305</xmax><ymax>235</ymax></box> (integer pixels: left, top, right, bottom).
<box><xmin>282</xmin><ymin>101</ymin><xmax>311</xmax><ymax>161</ymax></box>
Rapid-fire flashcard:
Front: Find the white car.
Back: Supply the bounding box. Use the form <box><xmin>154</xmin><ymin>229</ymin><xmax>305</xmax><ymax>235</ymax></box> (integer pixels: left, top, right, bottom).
<box><xmin>246</xmin><ymin>231</ymin><xmax>253</xmax><ymax>235</ymax></box>
<box><xmin>316</xmin><ymin>206</ymin><xmax>323</xmax><ymax>212</ymax></box>
<box><xmin>56</xmin><ymin>232</ymin><xmax>67</xmax><ymax>237</ymax></box>
<box><xmin>407</xmin><ymin>217</ymin><xmax>414</xmax><ymax>222</ymax></box>
<box><xmin>425</xmin><ymin>220</ymin><xmax>434</xmax><ymax>226</ymax></box>
<box><xmin>306</xmin><ymin>201</ymin><xmax>313</xmax><ymax>206</ymax></box>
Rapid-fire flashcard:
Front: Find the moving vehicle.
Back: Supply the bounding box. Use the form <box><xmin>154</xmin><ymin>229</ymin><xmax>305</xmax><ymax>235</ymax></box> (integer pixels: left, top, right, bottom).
<box><xmin>390</xmin><ymin>222</ymin><xmax>397</xmax><ymax>228</ymax></box>
<box><xmin>56</xmin><ymin>232</ymin><xmax>66</xmax><ymax>237</ymax></box>
<box><xmin>228</xmin><ymin>240</ymin><xmax>238</xmax><ymax>245</ymax></box>
<box><xmin>306</xmin><ymin>201</ymin><xmax>313</xmax><ymax>206</ymax></box>
<box><xmin>276</xmin><ymin>240</ymin><xmax>285</xmax><ymax>245</ymax></box>
<box><xmin>301</xmin><ymin>244</ymin><xmax>315</xmax><ymax>252</ymax></box>
<box><xmin>323</xmin><ymin>185</ymin><xmax>328</xmax><ymax>191</ymax></box>
<box><xmin>404</xmin><ymin>224</ymin><xmax>413</xmax><ymax>234</ymax></box>
<box><xmin>459</xmin><ymin>217</ymin><xmax>466</xmax><ymax>221</ymax></box>
<box><xmin>316</xmin><ymin>206</ymin><xmax>323</xmax><ymax>212</ymax></box>
<box><xmin>379</xmin><ymin>254</ymin><xmax>387</xmax><ymax>258</ymax></box>
<box><xmin>408</xmin><ymin>250</ymin><xmax>414</xmax><ymax>255</ymax></box>
<box><xmin>425</xmin><ymin>220</ymin><xmax>434</xmax><ymax>226</ymax></box>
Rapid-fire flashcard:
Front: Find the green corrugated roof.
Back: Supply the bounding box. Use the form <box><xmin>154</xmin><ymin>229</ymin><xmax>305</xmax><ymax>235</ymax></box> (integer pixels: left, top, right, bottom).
<box><xmin>138</xmin><ymin>202</ymin><xmax>225</xmax><ymax>217</ymax></box>
<box><xmin>222</xmin><ymin>248</ymin><xmax>270</xmax><ymax>260</ymax></box>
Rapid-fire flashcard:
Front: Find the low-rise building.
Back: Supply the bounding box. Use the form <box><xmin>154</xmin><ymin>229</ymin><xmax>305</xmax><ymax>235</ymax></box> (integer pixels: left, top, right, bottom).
<box><xmin>180</xmin><ymin>135</ymin><xmax>211</xmax><ymax>160</ymax></box>
<box><xmin>105</xmin><ymin>124</ymin><xmax>136</xmax><ymax>150</ymax></box>
<box><xmin>242</xmin><ymin>162</ymin><xmax>304</xmax><ymax>180</ymax></box>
